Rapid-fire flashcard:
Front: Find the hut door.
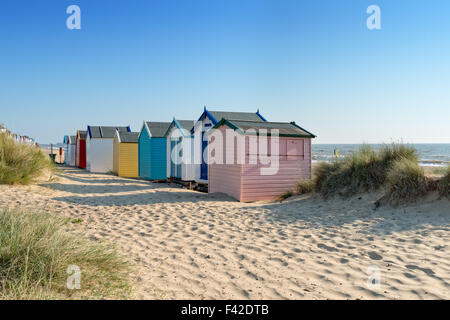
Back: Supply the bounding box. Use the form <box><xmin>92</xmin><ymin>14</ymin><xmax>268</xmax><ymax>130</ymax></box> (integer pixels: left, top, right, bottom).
<box><xmin>200</xmin><ymin>131</ymin><xmax>208</xmax><ymax>180</ymax></box>
<box><xmin>170</xmin><ymin>139</ymin><xmax>176</xmax><ymax>178</ymax></box>
<box><xmin>176</xmin><ymin>137</ymin><xmax>182</xmax><ymax>179</ymax></box>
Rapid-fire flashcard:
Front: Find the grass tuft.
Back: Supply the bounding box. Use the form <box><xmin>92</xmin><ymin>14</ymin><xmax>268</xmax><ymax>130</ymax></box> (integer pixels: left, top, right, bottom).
<box><xmin>0</xmin><ymin>133</ymin><xmax>54</xmax><ymax>185</ymax></box>
<box><xmin>314</xmin><ymin>143</ymin><xmax>418</xmax><ymax>197</ymax></box>
<box><xmin>296</xmin><ymin>180</ymin><xmax>315</xmax><ymax>195</ymax></box>
<box><xmin>0</xmin><ymin>208</ymin><xmax>130</xmax><ymax>299</ymax></box>
<box><xmin>438</xmin><ymin>166</ymin><xmax>450</xmax><ymax>198</ymax></box>
<box><xmin>385</xmin><ymin>158</ymin><xmax>430</xmax><ymax>204</ymax></box>
<box><xmin>279</xmin><ymin>190</ymin><xmax>294</xmax><ymax>201</ymax></box>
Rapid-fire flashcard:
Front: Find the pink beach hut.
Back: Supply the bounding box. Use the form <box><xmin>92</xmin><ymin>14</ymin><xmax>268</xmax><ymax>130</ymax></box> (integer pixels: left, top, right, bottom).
<box><xmin>207</xmin><ymin>119</ymin><xmax>316</xmax><ymax>202</ymax></box>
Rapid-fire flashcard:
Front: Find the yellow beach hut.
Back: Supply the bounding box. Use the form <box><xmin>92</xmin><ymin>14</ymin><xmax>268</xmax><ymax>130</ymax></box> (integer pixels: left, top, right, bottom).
<box><xmin>113</xmin><ymin>130</ymin><xmax>140</xmax><ymax>178</ymax></box>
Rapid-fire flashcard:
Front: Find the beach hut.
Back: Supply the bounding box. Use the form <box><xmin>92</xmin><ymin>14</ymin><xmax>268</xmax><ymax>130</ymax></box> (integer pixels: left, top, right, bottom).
<box><xmin>86</xmin><ymin>126</ymin><xmax>131</xmax><ymax>173</ymax></box>
<box><xmin>67</xmin><ymin>135</ymin><xmax>76</xmax><ymax>166</ymax></box>
<box><xmin>113</xmin><ymin>130</ymin><xmax>139</xmax><ymax>178</ymax></box>
<box><xmin>138</xmin><ymin>121</ymin><xmax>171</xmax><ymax>180</ymax></box>
<box><xmin>76</xmin><ymin>130</ymin><xmax>87</xmax><ymax>169</ymax></box>
<box><xmin>207</xmin><ymin>119</ymin><xmax>316</xmax><ymax>202</ymax></box>
<box><xmin>63</xmin><ymin>136</ymin><xmax>70</xmax><ymax>165</ymax></box>
<box><xmin>191</xmin><ymin>107</ymin><xmax>268</xmax><ymax>183</ymax></box>
<box><xmin>164</xmin><ymin>118</ymin><xmax>196</xmax><ymax>181</ymax></box>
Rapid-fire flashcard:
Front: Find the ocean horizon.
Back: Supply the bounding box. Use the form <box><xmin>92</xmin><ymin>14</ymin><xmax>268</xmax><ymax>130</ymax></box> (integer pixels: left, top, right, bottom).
<box><xmin>312</xmin><ymin>143</ymin><xmax>450</xmax><ymax>167</ymax></box>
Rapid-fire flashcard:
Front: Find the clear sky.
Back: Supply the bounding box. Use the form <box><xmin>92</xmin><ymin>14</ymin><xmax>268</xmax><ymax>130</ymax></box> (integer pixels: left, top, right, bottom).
<box><xmin>0</xmin><ymin>0</ymin><xmax>449</xmax><ymax>144</ymax></box>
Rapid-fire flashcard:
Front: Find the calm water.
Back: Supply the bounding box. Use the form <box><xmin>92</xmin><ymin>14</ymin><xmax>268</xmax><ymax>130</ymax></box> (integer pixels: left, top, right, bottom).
<box><xmin>312</xmin><ymin>144</ymin><xmax>450</xmax><ymax>167</ymax></box>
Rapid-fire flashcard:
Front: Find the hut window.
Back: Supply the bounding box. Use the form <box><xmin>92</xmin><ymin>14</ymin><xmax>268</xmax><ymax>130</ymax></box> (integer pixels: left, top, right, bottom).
<box><xmin>286</xmin><ymin>139</ymin><xmax>304</xmax><ymax>160</ymax></box>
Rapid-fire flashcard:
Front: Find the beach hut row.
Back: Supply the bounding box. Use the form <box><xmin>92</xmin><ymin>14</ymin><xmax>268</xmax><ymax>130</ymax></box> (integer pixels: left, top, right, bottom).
<box><xmin>63</xmin><ymin>107</ymin><xmax>316</xmax><ymax>201</ymax></box>
<box><xmin>1</xmin><ymin>125</ymin><xmax>36</xmax><ymax>146</ymax></box>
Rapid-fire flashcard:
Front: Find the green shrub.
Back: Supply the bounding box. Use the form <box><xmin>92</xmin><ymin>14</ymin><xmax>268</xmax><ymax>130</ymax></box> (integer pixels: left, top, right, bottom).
<box><xmin>296</xmin><ymin>180</ymin><xmax>315</xmax><ymax>195</ymax></box>
<box><xmin>0</xmin><ymin>208</ymin><xmax>130</xmax><ymax>299</ymax></box>
<box><xmin>0</xmin><ymin>133</ymin><xmax>54</xmax><ymax>185</ymax></box>
<box><xmin>385</xmin><ymin>159</ymin><xmax>429</xmax><ymax>204</ymax></box>
<box><xmin>438</xmin><ymin>166</ymin><xmax>450</xmax><ymax>198</ymax></box>
<box><xmin>314</xmin><ymin>143</ymin><xmax>418</xmax><ymax>197</ymax></box>
<box><xmin>280</xmin><ymin>190</ymin><xmax>294</xmax><ymax>200</ymax></box>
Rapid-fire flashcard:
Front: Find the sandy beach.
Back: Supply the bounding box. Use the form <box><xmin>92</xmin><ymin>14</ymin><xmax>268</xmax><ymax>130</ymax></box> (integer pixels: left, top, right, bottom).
<box><xmin>0</xmin><ymin>166</ymin><xmax>449</xmax><ymax>299</ymax></box>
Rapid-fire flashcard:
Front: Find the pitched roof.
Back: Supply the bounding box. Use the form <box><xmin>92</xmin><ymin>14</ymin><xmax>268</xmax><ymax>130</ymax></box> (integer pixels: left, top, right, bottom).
<box><xmin>77</xmin><ymin>130</ymin><xmax>87</xmax><ymax>139</ymax></box>
<box><xmin>175</xmin><ymin>120</ymin><xmax>195</xmax><ymax>131</ymax></box>
<box><xmin>192</xmin><ymin>108</ymin><xmax>267</xmax><ymax>133</ymax></box>
<box><xmin>145</xmin><ymin>122</ymin><xmax>172</xmax><ymax>138</ymax></box>
<box><xmin>69</xmin><ymin>136</ymin><xmax>77</xmax><ymax>145</ymax></box>
<box><xmin>88</xmin><ymin>126</ymin><xmax>130</xmax><ymax>139</ymax></box>
<box><xmin>116</xmin><ymin>131</ymin><xmax>139</xmax><ymax>143</ymax></box>
<box><xmin>208</xmin><ymin>110</ymin><xmax>265</xmax><ymax>123</ymax></box>
<box><xmin>213</xmin><ymin>119</ymin><xmax>316</xmax><ymax>138</ymax></box>
<box><xmin>164</xmin><ymin>119</ymin><xmax>195</xmax><ymax>137</ymax></box>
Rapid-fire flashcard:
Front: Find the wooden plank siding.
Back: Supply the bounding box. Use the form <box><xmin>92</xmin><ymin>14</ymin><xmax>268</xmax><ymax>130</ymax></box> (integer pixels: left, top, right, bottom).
<box><xmin>209</xmin><ymin>164</ymin><xmax>242</xmax><ymax>200</ymax></box>
<box><xmin>118</xmin><ymin>143</ymin><xmax>139</xmax><ymax>178</ymax></box>
<box><xmin>240</xmin><ymin>138</ymin><xmax>311</xmax><ymax>202</ymax></box>
<box><xmin>113</xmin><ymin>136</ymin><xmax>120</xmax><ymax>174</ymax></box>
<box><xmin>138</xmin><ymin>127</ymin><xmax>152</xmax><ymax>179</ymax></box>
<box><xmin>208</xmin><ymin>123</ymin><xmax>312</xmax><ymax>202</ymax></box>
<box><xmin>138</xmin><ymin>127</ymin><xmax>167</xmax><ymax>180</ymax></box>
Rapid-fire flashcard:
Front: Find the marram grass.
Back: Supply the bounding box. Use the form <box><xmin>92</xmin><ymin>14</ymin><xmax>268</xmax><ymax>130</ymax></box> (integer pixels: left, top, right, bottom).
<box><xmin>0</xmin><ymin>133</ymin><xmax>54</xmax><ymax>185</ymax></box>
<box><xmin>438</xmin><ymin>165</ymin><xmax>450</xmax><ymax>198</ymax></box>
<box><xmin>0</xmin><ymin>208</ymin><xmax>131</xmax><ymax>299</ymax></box>
<box><xmin>385</xmin><ymin>158</ymin><xmax>430</xmax><ymax>204</ymax></box>
<box><xmin>314</xmin><ymin>143</ymin><xmax>418</xmax><ymax>198</ymax></box>
<box><xmin>282</xmin><ymin>143</ymin><xmax>447</xmax><ymax>205</ymax></box>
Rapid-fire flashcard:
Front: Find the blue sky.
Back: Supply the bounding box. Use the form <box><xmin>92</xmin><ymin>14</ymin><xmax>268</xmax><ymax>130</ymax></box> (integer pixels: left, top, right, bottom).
<box><xmin>0</xmin><ymin>0</ymin><xmax>449</xmax><ymax>144</ymax></box>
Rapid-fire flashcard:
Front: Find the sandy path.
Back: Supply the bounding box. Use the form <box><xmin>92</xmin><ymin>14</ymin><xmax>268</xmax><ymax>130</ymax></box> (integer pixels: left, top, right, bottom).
<box><xmin>0</xmin><ymin>167</ymin><xmax>449</xmax><ymax>299</ymax></box>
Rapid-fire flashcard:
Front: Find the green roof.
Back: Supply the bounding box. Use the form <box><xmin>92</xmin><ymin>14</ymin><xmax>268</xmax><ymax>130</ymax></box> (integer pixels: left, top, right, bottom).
<box><xmin>212</xmin><ymin>119</ymin><xmax>316</xmax><ymax>138</ymax></box>
<box><xmin>209</xmin><ymin>110</ymin><xmax>265</xmax><ymax>122</ymax></box>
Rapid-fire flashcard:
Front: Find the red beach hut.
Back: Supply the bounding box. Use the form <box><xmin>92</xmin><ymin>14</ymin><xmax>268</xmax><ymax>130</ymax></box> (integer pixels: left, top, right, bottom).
<box><xmin>76</xmin><ymin>130</ymin><xmax>87</xmax><ymax>169</ymax></box>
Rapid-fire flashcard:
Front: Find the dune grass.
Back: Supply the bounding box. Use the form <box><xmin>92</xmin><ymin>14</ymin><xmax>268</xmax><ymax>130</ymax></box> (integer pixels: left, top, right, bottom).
<box><xmin>384</xmin><ymin>158</ymin><xmax>430</xmax><ymax>204</ymax></box>
<box><xmin>279</xmin><ymin>190</ymin><xmax>294</xmax><ymax>200</ymax></box>
<box><xmin>438</xmin><ymin>166</ymin><xmax>450</xmax><ymax>198</ymax></box>
<box><xmin>280</xmin><ymin>179</ymin><xmax>315</xmax><ymax>200</ymax></box>
<box><xmin>0</xmin><ymin>133</ymin><xmax>54</xmax><ymax>185</ymax></box>
<box><xmin>295</xmin><ymin>179</ymin><xmax>315</xmax><ymax>195</ymax></box>
<box><xmin>314</xmin><ymin>143</ymin><xmax>418</xmax><ymax>198</ymax></box>
<box><xmin>0</xmin><ymin>208</ymin><xmax>131</xmax><ymax>299</ymax></box>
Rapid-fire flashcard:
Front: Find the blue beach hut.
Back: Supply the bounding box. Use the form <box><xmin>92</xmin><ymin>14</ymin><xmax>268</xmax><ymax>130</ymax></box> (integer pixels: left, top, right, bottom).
<box><xmin>191</xmin><ymin>107</ymin><xmax>268</xmax><ymax>183</ymax></box>
<box><xmin>138</xmin><ymin>121</ymin><xmax>172</xmax><ymax>180</ymax></box>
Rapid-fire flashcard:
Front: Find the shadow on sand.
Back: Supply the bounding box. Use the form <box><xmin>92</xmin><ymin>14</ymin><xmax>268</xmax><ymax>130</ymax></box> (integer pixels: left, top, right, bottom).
<box><xmin>51</xmin><ymin>190</ymin><xmax>237</xmax><ymax>206</ymax></box>
<box><xmin>39</xmin><ymin>182</ymin><xmax>160</xmax><ymax>194</ymax></box>
<box><xmin>58</xmin><ymin>170</ymin><xmax>152</xmax><ymax>185</ymax></box>
<box><xmin>259</xmin><ymin>194</ymin><xmax>450</xmax><ymax>236</ymax></box>
<box><xmin>48</xmin><ymin>167</ymin><xmax>237</xmax><ymax>205</ymax></box>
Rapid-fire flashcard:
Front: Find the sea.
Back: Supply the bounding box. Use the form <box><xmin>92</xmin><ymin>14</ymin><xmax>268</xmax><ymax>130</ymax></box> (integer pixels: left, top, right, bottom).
<box><xmin>312</xmin><ymin>144</ymin><xmax>450</xmax><ymax>167</ymax></box>
<box><xmin>42</xmin><ymin>142</ymin><xmax>450</xmax><ymax>167</ymax></box>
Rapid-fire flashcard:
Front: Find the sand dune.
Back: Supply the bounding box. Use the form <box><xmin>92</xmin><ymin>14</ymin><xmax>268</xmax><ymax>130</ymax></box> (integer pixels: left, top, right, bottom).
<box><xmin>0</xmin><ymin>167</ymin><xmax>449</xmax><ymax>299</ymax></box>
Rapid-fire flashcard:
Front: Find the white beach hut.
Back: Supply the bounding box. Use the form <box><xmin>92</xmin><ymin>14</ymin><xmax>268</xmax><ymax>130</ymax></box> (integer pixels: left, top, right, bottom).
<box><xmin>67</xmin><ymin>135</ymin><xmax>77</xmax><ymax>166</ymax></box>
<box><xmin>86</xmin><ymin>125</ymin><xmax>131</xmax><ymax>173</ymax></box>
<box><xmin>164</xmin><ymin>118</ymin><xmax>195</xmax><ymax>181</ymax></box>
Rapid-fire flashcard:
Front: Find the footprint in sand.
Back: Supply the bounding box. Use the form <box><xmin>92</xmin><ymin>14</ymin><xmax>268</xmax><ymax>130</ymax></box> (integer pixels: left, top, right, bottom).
<box><xmin>317</xmin><ymin>244</ymin><xmax>339</xmax><ymax>252</ymax></box>
<box><xmin>406</xmin><ymin>265</ymin><xmax>435</xmax><ymax>276</ymax></box>
<box><xmin>368</xmin><ymin>251</ymin><xmax>383</xmax><ymax>260</ymax></box>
